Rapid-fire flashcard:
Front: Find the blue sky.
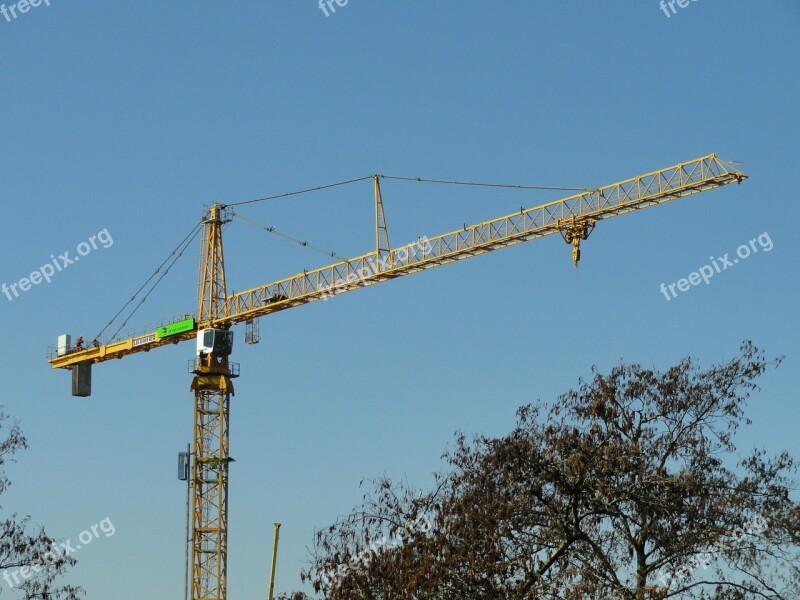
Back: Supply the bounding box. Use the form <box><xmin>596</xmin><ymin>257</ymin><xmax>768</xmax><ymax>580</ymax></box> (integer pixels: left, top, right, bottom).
<box><xmin>1</xmin><ymin>1</ymin><xmax>798</xmax><ymax>597</ymax></box>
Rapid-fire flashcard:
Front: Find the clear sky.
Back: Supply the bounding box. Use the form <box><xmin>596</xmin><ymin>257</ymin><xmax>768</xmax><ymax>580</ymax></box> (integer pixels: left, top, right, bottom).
<box><xmin>1</xmin><ymin>1</ymin><xmax>798</xmax><ymax>597</ymax></box>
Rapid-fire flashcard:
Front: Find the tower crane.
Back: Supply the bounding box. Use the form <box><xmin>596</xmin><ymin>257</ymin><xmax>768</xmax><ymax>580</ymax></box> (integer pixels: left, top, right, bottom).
<box><xmin>47</xmin><ymin>153</ymin><xmax>746</xmax><ymax>600</ymax></box>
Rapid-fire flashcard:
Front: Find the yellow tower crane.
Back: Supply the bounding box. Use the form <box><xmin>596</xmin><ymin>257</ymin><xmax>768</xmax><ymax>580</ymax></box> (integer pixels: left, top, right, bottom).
<box><xmin>47</xmin><ymin>153</ymin><xmax>746</xmax><ymax>600</ymax></box>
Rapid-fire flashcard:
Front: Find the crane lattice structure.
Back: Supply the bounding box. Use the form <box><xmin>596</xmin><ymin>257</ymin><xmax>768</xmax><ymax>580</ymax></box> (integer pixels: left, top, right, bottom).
<box><xmin>48</xmin><ymin>153</ymin><xmax>746</xmax><ymax>600</ymax></box>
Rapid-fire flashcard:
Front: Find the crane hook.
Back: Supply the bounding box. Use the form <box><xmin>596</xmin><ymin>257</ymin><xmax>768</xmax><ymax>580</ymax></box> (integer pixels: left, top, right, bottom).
<box><xmin>558</xmin><ymin>217</ymin><xmax>596</xmax><ymax>268</ymax></box>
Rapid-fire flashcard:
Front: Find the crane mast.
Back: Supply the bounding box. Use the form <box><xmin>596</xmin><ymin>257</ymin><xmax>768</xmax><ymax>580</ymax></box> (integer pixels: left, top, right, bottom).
<box><xmin>46</xmin><ymin>153</ymin><xmax>747</xmax><ymax>600</ymax></box>
<box><xmin>189</xmin><ymin>205</ymin><xmax>236</xmax><ymax>600</ymax></box>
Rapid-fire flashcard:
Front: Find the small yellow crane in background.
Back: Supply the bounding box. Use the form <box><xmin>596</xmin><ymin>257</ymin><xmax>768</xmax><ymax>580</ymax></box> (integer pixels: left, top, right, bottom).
<box><xmin>268</xmin><ymin>523</ymin><xmax>281</xmax><ymax>600</ymax></box>
<box><xmin>48</xmin><ymin>153</ymin><xmax>746</xmax><ymax>600</ymax></box>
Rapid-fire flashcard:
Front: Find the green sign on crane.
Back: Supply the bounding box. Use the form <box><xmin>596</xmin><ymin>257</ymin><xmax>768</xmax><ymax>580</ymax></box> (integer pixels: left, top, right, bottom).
<box><xmin>157</xmin><ymin>317</ymin><xmax>196</xmax><ymax>339</ymax></box>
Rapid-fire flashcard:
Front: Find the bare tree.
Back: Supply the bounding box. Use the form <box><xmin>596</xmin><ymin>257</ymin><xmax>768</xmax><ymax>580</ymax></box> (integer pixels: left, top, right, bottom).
<box><xmin>281</xmin><ymin>342</ymin><xmax>799</xmax><ymax>599</ymax></box>
<box><xmin>0</xmin><ymin>410</ymin><xmax>82</xmax><ymax>599</ymax></box>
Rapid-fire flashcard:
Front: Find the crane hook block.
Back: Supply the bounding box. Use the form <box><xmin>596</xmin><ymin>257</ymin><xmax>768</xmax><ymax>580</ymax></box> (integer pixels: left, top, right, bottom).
<box><xmin>558</xmin><ymin>218</ymin><xmax>596</xmax><ymax>269</ymax></box>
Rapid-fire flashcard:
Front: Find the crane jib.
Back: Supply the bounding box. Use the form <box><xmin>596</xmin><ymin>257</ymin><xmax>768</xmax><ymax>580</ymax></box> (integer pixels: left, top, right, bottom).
<box><xmin>48</xmin><ymin>153</ymin><xmax>747</xmax><ymax>374</ymax></box>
